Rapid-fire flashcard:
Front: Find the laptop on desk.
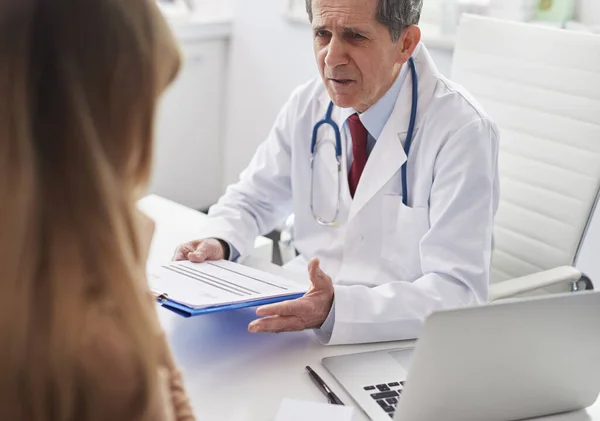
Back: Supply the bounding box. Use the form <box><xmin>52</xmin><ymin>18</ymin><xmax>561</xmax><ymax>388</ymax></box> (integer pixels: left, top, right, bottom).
<box><xmin>322</xmin><ymin>291</ymin><xmax>600</xmax><ymax>421</ymax></box>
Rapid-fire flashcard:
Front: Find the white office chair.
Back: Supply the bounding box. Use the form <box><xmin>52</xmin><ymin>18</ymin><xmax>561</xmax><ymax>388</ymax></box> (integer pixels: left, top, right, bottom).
<box><xmin>279</xmin><ymin>15</ymin><xmax>600</xmax><ymax>301</ymax></box>
<box><xmin>452</xmin><ymin>14</ymin><xmax>600</xmax><ymax>300</ymax></box>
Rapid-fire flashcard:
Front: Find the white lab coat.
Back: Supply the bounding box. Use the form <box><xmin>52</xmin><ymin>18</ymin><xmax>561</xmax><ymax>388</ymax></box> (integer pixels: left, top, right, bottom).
<box><xmin>203</xmin><ymin>44</ymin><xmax>500</xmax><ymax>345</ymax></box>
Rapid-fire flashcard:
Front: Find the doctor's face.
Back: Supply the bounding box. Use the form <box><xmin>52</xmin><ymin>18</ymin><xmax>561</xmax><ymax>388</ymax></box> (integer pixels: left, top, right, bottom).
<box><xmin>312</xmin><ymin>0</ymin><xmax>412</xmax><ymax>113</ymax></box>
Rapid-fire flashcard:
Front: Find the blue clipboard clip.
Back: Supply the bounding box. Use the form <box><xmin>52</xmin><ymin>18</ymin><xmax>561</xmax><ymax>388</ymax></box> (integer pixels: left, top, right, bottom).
<box><xmin>153</xmin><ymin>291</ymin><xmax>306</xmax><ymax>318</ymax></box>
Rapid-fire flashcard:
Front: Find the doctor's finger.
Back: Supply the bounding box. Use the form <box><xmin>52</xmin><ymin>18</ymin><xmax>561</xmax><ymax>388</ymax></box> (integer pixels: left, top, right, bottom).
<box><xmin>172</xmin><ymin>243</ymin><xmax>196</xmax><ymax>261</ymax></box>
<box><xmin>255</xmin><ymin>298</ymin><xmax>308</xmax><ymax>317</ymax></box>
<box><xmin>188</xmin><ymin>241</ymin><xmax>224</xmax><ymax>263</ymax></box>
<box><xmin>308</xmin><ymin>258</ymin><xmax>332</xmax><ymax>289</ymax></box>
<box><xmin>188</xmin><ymin>247</ymin><xmax>211</xmax><ymax>263</ymax></box>
<box><xmin>248</xmin><ymin>315</ymin><xmax>305</xmax><ymax>333</ymax></box>
<box><xmin>172</xmin><ymin>239</ymin><xmax>204</xmax><ymax>261</ymax></box>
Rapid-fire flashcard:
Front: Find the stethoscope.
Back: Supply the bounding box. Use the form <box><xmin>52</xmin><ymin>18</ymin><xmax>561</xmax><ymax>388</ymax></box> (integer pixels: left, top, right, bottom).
<box><xmin>310</xmin><ymin>57</ymin><xmax>419</xmax><ymax>226</ymax></box>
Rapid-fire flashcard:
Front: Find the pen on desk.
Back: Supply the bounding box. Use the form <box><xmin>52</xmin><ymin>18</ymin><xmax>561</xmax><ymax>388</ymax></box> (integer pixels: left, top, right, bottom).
<box><xmin>306</xmin><ymin>365</ymin><xmax>344</xmax><ymax>405</ymax></box>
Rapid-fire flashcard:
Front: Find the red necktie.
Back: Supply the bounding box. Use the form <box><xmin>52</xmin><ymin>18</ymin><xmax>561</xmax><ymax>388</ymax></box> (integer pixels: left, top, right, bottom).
<box><xmin>348</xmin><ymin>114</ymin><xmax>368</xmax><ymax>198</ymax></box>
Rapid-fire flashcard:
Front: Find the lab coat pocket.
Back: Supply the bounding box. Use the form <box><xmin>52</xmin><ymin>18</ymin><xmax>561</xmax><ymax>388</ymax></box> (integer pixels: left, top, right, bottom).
<box><xmin>381</xmin><ymin>195</ymin><xmax>430</xmax><ymax>280</ymax></box>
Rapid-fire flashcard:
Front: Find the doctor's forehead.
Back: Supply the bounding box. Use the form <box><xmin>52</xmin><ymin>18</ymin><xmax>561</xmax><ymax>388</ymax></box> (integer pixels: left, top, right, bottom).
<box><xmin>311</xmin><ymin>0</ymin><xmax>378</xmax><ymax>28</ymax></box>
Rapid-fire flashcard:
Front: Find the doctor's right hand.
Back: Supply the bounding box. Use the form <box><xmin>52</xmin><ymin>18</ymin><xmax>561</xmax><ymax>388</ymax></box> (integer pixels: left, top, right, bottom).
<box><xmin>172</xmin><ymin>238</ymin><xmax>228</xmax><ymax>263</ymax></box>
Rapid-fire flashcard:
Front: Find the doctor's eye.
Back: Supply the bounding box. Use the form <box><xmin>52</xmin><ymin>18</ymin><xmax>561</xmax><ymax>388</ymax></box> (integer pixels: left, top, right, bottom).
<box><xmin>352</xmin><ymin>32</ymin><xmax>366</xmax><ymax>40</ymax></box>
<box><xmin>315</xmin><ymin>30</ymin><xmax>331</xmax><ymax>38</ymax></box>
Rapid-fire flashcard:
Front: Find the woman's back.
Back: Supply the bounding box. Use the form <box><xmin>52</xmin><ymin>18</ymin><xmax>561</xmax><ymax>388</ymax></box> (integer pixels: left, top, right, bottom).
<box><xmin>0</xmin><ymin>0</ymin><xmax>193</xmax><ymax>419</ymax></box>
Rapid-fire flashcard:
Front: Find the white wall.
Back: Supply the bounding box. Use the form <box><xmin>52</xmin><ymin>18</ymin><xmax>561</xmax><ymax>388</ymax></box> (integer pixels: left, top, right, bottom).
<box><xmin>428</xmin><ymin>48</ymin><xmax>454</xmax><ymax>75</ymax></box>
<box><xmin>576</xmin><ymin>0</ymin><xmax>600</xmax><ymax>26</ymax></box>
<box><xmin>222</xmin><ymin>0</ymin><xmax>316</xmax><ymax>187</ymax></box>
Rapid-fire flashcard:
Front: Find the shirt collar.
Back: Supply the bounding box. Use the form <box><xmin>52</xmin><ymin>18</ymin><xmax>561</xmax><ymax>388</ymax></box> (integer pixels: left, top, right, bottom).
<box><xmin>339</xmin><ymin>63</ymin><xmax>410</xmax><ymax>139</ymax></box>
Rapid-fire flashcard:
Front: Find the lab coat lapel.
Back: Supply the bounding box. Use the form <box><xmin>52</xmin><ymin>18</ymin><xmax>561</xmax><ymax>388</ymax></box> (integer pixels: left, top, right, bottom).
<box><xmin>347</xmin><ymin>73</ymin><xmax>414</xmax><ymax>221</ymax></box>
<box><xmin>347</xmin><ymin>44</ymin><xmax>434</xmax><ymax>221</ymax></box>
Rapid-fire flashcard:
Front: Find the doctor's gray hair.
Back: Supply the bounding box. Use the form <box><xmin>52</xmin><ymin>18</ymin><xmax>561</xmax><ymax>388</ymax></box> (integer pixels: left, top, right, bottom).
<box><xmin>305</xmin><ymin>0</ymin><xmax>423</xmax><ymax>42</ymax></box>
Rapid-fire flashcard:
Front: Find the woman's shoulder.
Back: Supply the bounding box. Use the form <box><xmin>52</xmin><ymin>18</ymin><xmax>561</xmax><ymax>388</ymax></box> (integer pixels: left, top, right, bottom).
<box><xmin>78</xmin><ymin>301</ymin><xmax>174</xmax><ymax>421</ymax></box>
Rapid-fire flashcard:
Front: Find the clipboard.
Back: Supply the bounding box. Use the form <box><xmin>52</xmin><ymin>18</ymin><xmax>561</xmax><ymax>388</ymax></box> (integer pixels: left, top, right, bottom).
<box><xmin>149</xmin><ymin>260</ymin><xmax>308</xmax><ymax>317</ymax></box>
<box><xmin>155</xmin><ymin>292</ymin><xmax>306</xmax><ymax>317</ymax></box>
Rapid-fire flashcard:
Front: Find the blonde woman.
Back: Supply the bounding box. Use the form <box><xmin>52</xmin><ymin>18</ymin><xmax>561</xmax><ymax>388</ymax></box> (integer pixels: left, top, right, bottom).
<box><xmin>0</xmin><ymin>0</ymin><xmax>195</xmax><ymax>420</ymax></box>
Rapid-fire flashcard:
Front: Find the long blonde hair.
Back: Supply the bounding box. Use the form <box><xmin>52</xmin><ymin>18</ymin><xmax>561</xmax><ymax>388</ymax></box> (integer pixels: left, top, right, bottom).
<box><xmin>0</xmin><ymin>0</ymin><xmax>180</xmax><ymax>419</ymax></box>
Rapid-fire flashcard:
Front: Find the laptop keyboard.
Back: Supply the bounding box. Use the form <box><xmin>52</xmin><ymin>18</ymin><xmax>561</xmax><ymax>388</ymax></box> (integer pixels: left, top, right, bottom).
<box><xmin>363</xmin><ymin>381</ymin><xmax>405</xmax><ymax>418</ymax></box>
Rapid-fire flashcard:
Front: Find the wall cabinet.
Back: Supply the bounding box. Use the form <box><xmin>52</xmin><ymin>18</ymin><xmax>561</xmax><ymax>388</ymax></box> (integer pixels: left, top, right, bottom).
<box><xmin>148</xmin><ymin>22</ymin><xmax>230</xmax><ymax>210</ymax></box>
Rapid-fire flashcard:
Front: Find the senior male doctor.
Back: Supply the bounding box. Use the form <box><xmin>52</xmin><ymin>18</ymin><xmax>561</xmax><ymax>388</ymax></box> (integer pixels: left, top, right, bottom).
<box><xmin>174</xmin><ymin>0</ymin><xmax>500</xmax><ymax>345</ymax></box>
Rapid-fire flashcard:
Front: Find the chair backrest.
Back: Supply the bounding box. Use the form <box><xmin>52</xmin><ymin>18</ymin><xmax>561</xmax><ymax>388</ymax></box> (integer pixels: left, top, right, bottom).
<box><xmin>452</xmin><ymin>15</ymin><xmax>600</xmax><ymax>290</ymax></box>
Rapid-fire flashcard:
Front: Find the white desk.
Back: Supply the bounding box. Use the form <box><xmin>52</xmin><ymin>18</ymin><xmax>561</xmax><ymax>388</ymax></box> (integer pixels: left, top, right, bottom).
<box><xmin>141</xmin><ymin>195</ymin><xmax>600</xmax><ymax>421</ymax></box>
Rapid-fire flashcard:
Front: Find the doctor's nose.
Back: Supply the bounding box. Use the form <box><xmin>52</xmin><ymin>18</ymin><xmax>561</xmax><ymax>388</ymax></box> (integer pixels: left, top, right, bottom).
<box><xmin>324</xmin><ymin>36</ymin><xmax>349</xmax><ymax>68</ymax></box>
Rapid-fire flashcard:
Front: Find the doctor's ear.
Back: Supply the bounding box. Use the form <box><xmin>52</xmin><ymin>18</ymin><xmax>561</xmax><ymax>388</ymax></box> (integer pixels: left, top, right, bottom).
<box><xmin>396</xmin><ymin>25</ymin><xmax>421</xmax><ymax>63</ymax></box>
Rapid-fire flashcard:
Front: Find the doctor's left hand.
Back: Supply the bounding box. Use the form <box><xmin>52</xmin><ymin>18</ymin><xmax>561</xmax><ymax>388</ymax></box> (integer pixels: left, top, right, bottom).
<box><xmin>248</xmin><ymin>258</ymin><xmax>334</xmax><ymax>333</ymax></box>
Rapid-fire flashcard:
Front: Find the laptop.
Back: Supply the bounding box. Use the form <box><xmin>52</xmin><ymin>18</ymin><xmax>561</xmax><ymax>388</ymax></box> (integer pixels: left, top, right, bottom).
<box><xmin>322</xmin><ymin>290</ymin><xmax>600</xmax><ymax>421</ymax></box>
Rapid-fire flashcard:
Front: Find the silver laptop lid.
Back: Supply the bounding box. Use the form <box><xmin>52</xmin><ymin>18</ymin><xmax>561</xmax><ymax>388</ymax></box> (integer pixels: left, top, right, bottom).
<box><xmin>395</xmin><ymin>291</ymin><xmax>600</xmax><ymax>421</ymax></box>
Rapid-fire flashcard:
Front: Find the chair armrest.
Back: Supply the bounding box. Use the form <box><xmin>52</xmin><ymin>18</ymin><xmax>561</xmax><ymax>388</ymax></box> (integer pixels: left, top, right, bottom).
<box><xmin>251</xmin><ymin>236</ymin><xmax>274</xmax><ymax>263</ymax></box>
<box><xmin>489</xmin><ymin>266</ymin><xmax>582</xmax><ymax>302</ymax></box>
<box><xmin>278</xmin><ymin>214</ymin><xmax>297</xmax><ymax>265</ymax></box>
